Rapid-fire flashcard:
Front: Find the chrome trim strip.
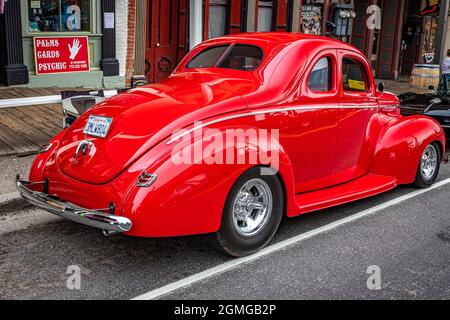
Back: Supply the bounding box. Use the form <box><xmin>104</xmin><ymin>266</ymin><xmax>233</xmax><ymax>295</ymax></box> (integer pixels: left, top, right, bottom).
<box><xmin>16</xmin><ymin>177</ymin><xmax>132</xmax><ymax>233</ymax></box>
<box><xmin>167</xmin><ymin>105</ymin><xmax>378</xmax><ymax>145</ymax></box>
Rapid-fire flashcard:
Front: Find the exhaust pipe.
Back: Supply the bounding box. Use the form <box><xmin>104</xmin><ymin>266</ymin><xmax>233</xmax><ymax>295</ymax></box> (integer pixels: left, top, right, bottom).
<box><xmin>102</xmin><ymin>230</ymin><xmax>121</xmax><ymax>237</ymax></box>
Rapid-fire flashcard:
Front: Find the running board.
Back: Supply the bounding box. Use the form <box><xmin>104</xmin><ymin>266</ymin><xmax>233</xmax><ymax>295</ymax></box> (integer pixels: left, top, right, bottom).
<box><xmin>295</xmin><ymin>174</ymin><xmax>398</xmax><ymax>214</ymax></box>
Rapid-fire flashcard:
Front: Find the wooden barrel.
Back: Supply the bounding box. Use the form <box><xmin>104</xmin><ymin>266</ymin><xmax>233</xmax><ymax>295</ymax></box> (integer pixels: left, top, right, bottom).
<box><xmin>410</xmin><ymin>64</ymin><xmax>440</xmax><ymax>89</ymax></box>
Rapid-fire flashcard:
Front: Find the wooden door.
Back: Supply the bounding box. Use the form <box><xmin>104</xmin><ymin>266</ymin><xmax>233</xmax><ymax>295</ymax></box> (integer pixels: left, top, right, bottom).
<box><xmin>145</xmin><ymin>0</ymin><xmax>179</xmax><ymax>83</ymax></box>
<box><xmin>351</xmin><ymin>0</ymin><xmax>376</xmax><ymax>58</ymax></box>
<box><xmin>376</xmin><ymin>0</ymin><xmax>404</xmax><ymax>79</ymax></box>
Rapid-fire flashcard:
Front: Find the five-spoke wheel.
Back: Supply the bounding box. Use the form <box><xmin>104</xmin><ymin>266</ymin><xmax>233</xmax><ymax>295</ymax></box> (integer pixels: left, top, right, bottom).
<box><xmin>414</xmin><ymin>142</ymin><xmax>441</xmax><ymax>188</ymax></box>
<box><xmin>215</xmin><ymin>168</ymin><xmax>283</xmax><ymax>257</ymax></box>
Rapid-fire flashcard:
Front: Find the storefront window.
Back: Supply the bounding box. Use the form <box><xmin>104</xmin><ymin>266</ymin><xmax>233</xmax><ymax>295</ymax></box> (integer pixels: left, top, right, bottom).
<box><xmin>28</xmin><ymin>0</ymin><xmax>91</xmax><ymax>32</ymax></box>
<box><xmin>257</xmin><ymin>0</ymin><xmax>275</xmax><ymax>32</ymax></box>
<box><xmin>208</xmin><ymin>0</ymin><xmax>229</xmax><ymax>39</ymax></box>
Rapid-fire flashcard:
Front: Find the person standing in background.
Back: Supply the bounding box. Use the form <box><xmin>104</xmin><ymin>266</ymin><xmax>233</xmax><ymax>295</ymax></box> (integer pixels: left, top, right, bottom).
<box><xmin>440</xmin><ymin>49</ymin><xmax>450</xmax><ymax>75</ymax></box>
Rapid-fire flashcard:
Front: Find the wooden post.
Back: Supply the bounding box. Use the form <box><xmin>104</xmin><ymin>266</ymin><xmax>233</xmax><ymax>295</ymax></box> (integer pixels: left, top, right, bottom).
<box><xmin>0</xmin><ymin>0</ymin><xmax>28</xmax><ymax>85</ymax></box>
<box><xmin>435</xmin><ymin>0</ymin><xmax>450</xmax><ymax>65</ymax></box>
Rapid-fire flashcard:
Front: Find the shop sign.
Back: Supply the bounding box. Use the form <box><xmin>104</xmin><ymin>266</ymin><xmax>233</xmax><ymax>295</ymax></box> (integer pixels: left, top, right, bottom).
<box><xmin>34</xmin><ymin>36</ymin><xmax>90</xmax><ymax>75</ymax></box>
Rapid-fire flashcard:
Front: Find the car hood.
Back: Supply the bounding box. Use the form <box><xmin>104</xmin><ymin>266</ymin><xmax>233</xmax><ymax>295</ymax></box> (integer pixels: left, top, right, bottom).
<box><xmin>56</xmin><ymin>72</ymin><xmax>256</xmax><ymax>184</ymax></box>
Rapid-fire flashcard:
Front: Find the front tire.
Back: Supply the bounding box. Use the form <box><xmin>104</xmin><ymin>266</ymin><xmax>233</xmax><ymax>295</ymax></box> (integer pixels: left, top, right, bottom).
<box><xmin>414</xmin><ymin>142</ymin><xmax>441</xmax><ymax>188</ymax></box>
<box><xmin>215</xmin><ymin>167</ymin><xmax>284</xmax><ymax>257</ymax></box>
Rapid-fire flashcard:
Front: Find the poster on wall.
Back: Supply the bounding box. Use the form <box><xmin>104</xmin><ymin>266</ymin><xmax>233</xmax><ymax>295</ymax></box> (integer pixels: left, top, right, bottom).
<box><xmin>34</xmin><ymin>36</ymin><xmax>90</xmax><ymax>75</ymax></box>
<box><xmin>301</xmin><ymin>5</ymin><xmax>323</xmax><ymax>35</ymax></box>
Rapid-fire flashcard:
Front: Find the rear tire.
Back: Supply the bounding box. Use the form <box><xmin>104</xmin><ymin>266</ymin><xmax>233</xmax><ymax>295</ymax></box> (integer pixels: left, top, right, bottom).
<box><xmin>215</xmin><ymin>167</ymin><xmax>284</xmax><ymax>257</ymax></box>
<box><xmin>414</xmin><ymin>142</ymin><xmax>441</xmax><ymax>188</ymax></box>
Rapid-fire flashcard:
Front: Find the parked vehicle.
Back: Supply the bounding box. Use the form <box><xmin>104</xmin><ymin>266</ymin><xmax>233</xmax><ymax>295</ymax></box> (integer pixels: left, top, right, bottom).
<box><xmin>17</xmin><ymin>33</ymin><xmax>446</xmax><ymax>257</ymax></box>
<box><xmin>399</xmin><ymin>74</ymin><xmax>450</xmax><ymax>141</ymax></box>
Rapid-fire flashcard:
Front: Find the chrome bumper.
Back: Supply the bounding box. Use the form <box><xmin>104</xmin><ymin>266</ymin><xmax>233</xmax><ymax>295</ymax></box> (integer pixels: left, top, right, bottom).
<box><xmin>16</xmin><ymin>177</ymin><xmax>132</xmax><ymax>234</ymax></box>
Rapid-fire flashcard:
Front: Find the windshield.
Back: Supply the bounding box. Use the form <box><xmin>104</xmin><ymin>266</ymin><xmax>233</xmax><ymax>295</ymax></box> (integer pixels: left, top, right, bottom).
<box><xmin>187</xmin><ymin>44</ymin><xmax>264</xmax><ymax>71</ymax></box>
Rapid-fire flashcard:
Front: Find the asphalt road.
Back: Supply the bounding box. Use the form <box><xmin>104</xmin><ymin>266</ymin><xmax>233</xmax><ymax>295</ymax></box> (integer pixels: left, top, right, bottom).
<box><xmin>0</xmin><ymin>153</ymin><xmax>449</xmax><ymax>300</ymax></box>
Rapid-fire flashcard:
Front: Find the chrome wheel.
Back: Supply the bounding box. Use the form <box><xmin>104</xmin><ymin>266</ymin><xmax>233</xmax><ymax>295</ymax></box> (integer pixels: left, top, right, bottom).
<box><xmin>232</xmin><ymin>178</ymin><xmax>273</xmax><ymax>237</ymax></box>
<box><xmin>421</xmin><ymin>144</ymin><xmax>438</xmax><ymax>180</ymax></box>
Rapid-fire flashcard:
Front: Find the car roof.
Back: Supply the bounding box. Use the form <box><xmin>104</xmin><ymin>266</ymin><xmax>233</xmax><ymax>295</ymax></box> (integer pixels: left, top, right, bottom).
<box><xmin>204</xmin><ymin>32</ymin><xmax>353</xmax><ymax>49</ymax></box>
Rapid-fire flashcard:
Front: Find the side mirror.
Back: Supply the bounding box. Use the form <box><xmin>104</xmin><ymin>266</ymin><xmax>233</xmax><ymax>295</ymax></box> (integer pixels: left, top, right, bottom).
<box><xmin>377</xmin><ymin>82</ymin><xmax>385</xmax><ymax>93</ymax></box>
<box><xmin>428</xmin><ymin>85</ymin><xmax>435</xmax><ymax>91</ymax></box>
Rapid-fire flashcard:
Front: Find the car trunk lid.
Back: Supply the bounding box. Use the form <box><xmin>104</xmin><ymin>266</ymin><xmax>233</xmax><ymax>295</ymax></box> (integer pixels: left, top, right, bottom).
<box><xmin>56</xmin><ymin>72</ymin><xmax>256</xmax><ymax>184</ymax></box>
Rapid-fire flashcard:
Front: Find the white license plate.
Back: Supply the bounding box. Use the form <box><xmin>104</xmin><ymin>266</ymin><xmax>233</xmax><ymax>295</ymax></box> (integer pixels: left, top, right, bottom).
<box><xmin>83</xmin><ymin>115</ymin><xmax>113</xmax><ymax>138</ymax></box>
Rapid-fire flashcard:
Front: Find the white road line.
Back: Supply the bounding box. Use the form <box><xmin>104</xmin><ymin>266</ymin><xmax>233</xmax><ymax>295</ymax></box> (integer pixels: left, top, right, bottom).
<box><xmin>132</xmin><ymin>177</ymin><xmax>450</xmax><ymax>300</ymax></box>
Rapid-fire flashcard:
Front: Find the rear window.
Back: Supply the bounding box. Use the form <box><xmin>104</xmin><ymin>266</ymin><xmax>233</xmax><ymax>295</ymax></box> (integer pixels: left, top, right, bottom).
<box><xmin>187</xmin><ymin>44</ymin><xmax>263</xmax><ymax>71</ymax></box>
<box><xmin>187</xmin><ymin>45</ymin><xmax>229</xmax><ymax>68</ymax></box>
<box><xmin>218</xmin><ymin>45</ymin><xmax>263</xmax><ymax>71</ymax></box>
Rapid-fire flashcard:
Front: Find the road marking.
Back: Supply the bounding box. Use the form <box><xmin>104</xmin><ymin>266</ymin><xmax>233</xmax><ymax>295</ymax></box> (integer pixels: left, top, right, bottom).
<box><xmin>132</xmin><ymin>177</ymin><xmax>450</xmax><ymax>300</ymax></box>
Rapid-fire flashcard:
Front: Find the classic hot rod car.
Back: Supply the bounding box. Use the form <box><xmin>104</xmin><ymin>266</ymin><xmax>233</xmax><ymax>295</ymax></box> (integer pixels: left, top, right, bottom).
<box><xmin>399</xmin><ymin>74</ymin><xmax>450</xmax><ymax>141</ymax></box>
<box><xmin>17</xmin><ymin>33</ymin><xmax>446</xmax><ymax>257</ymax></box>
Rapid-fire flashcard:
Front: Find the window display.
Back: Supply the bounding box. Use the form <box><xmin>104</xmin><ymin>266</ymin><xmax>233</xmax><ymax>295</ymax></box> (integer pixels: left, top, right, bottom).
<box><xmin>28</xmin><ymin>0</ymin><xmax>90</xmax><ymax>32</ymax></box>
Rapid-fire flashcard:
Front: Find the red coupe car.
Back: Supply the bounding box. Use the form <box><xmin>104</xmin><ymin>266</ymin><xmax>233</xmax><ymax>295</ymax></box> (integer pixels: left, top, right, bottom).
<box><xmin>17</xmin><ymin>33</ymin><xmax>446</xmax><ymax>257</ymax></box>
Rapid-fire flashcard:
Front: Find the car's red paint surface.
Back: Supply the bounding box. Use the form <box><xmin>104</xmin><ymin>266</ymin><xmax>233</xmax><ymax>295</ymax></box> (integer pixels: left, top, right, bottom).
<box><xmin>28</xmin><ymin>33</ymin><xmax>446</xmax><ymax>237</ymax></box>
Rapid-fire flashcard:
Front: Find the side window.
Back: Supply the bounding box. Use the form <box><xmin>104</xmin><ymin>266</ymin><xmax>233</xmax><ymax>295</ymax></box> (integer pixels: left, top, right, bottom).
<box><xmin>342</xmin><ymin>58</ymin><xmax>369</xmax><ymax>92</ymax></box>
<box><xmin>308</xmin><ymin>57</ymin><xmax>332</xmax><ymax>92</ymax></box>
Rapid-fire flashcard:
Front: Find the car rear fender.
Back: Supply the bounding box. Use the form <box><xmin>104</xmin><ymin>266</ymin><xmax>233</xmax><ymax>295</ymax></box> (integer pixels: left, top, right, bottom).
<box><xmin>121</xmin><ymin>128</ymin><xmax>298</xmax><ymax>237</ymax></box>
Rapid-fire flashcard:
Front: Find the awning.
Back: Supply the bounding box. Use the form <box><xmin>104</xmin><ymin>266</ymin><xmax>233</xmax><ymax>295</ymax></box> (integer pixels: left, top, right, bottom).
<box><xmin>420</xmin><ymin>0</ymin><xmax>440</xmax><ymax>16</ymax></box>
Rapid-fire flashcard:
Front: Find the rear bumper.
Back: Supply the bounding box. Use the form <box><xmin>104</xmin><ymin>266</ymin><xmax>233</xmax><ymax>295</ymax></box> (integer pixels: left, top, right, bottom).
<box><xmin>16</xmin><ymin>176</ymin><xmax>132</xmax><ymax>234</ymax></box>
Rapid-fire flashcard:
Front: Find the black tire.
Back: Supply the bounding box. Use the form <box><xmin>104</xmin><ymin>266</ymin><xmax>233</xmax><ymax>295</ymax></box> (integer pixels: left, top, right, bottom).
<box><xmin>414</xmin><ymin>142</ymin><xmax>441</xmax><ymax>188</ymax></box>
<box><xmin>214</xmin><ymin>167</ymin><xmax>284</xmax><ymax>257</ymax></box>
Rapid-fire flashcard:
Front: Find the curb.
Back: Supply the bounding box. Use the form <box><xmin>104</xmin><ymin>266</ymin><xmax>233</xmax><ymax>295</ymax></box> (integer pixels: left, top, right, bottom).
<box><xmin>0</xmin><ymin>192</ymin><xmax>28</xmax><ymax>214</ymax></box>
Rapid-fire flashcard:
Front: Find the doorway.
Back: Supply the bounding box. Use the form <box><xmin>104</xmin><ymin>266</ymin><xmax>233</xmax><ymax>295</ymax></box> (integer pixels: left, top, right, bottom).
<box><xmin>399</xmin><ymin>0</ymin><xmax>423</xmax><ymax>75</ymax></box>
<box><xmin>145</xmin><ymin>0</ymin><xmax>180</xmax><ymax>83</ymax></box>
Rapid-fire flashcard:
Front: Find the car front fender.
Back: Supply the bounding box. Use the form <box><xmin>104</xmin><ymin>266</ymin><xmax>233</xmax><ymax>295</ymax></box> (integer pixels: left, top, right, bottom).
<box><xmin>370</xmin><ymin>115</ymin><xmax>445</xmax><ymax>184</ymax></box>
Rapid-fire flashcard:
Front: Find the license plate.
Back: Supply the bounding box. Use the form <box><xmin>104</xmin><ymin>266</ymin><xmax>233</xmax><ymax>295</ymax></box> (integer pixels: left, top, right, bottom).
<box><xmin>83</xmin><ymin>115</ymin><xmax>113</xmax><ymax>138</ymax></box>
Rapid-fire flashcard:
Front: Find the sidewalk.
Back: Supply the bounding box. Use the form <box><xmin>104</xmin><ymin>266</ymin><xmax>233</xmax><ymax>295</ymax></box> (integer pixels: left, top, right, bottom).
<box><xmin>0</xmin><ymin>87</ymin><xmax>85</xmax><ymax>157</ymax></box>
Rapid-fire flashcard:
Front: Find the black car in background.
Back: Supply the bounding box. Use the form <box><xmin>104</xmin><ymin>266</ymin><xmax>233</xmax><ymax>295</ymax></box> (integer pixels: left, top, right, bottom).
<box><xmin>399</xmin><ymin>75</ymin><xmax>450</xmax><ymax>141</ymax></box>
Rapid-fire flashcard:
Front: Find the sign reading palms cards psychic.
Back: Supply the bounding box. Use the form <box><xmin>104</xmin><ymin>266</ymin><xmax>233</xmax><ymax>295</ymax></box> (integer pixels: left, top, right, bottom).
<box><xmin>34</xmin><ymin>36</ymin><xmax>90</xmax><ymax>75</ymax></box>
